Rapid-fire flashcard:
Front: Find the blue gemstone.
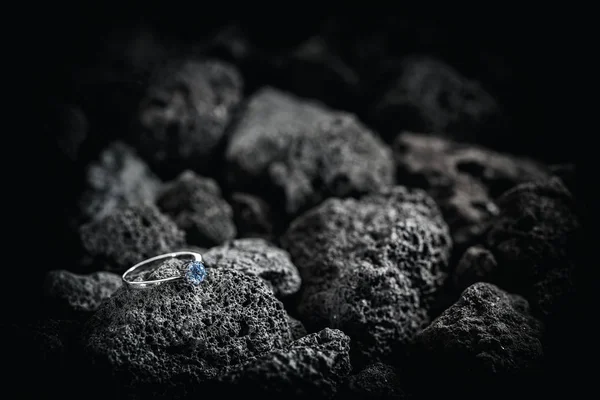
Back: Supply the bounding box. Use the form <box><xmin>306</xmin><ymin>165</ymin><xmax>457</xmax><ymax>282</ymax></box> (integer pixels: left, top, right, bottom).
<box><xmin>185</xmin><ymin>261</ymin><xmax>207</xmax><ymax>286</ymax></box>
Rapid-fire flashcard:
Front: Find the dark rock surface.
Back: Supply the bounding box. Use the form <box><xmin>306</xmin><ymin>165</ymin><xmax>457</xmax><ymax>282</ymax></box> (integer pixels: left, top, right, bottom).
<box><xmin>338</xmin><ymin>363</ymin><xmax>407</xmax><ymax>400</ymax></box>
<box><xmin>131</xmin><ymin>59</ymin><xmax>243</xmax><ymax>177</ymax></box>
<box><xmin>219</xmin><ymin>328</ymin><xmax>351</xmax><ymax>399</ymax></box>
<box><xmin>80</xmin><ymin>204</ymin><xmax>185</xmax><ymax>271</ymax></box>
<box><xmin>83</xmin><ymin>261</ymin><xmax>291</xmax><ymax>398</ymax></box>
<box><xmin>230</xmin><ymin>192</ymin><xmax>276</xmax><ymax>239</ymax></box>
<box><xmin>203</xmin><ymin>238</ymin><xmax>301</xmax><ymax>299</ymax></box>
<box><xmin>370</xmin><ymin>57</ymin><xmax>503</xmax><ymax>144</ymax></box>
<box><xmin>393</xmin><ymin>132</ymin><xmax>550</xmax><ymax>248</ymax></box>
<box><xmin>43</xmin><ymin>270</ymin><xmax>122</xmax><ymax>317</ymax></box>
<box><xmin>79</xmin><ymin>141</ymin><xmax>162</xmax><ymax>221</ymax></box>
<box><xmin>282</xmin><ymin>186</ymin><xmax>451</xmax><ymax>365</ymax></box>
<box><xmin>226</xmin><ymin>87</ymin><xmax>394</xmax><ymax>216</ymax></box>
<box><xmin>414</xmin><ymin>282</ymin><xmax>544</xmax><ymax>396</ymax></box>
<box><xmin>484</xmin><ymin>177</ymin><xmax>579</xmax><ymax>318</ymax></box>
<box><xmin>156</xmin><ymin>170</ymin><xmax>236</xmax><ymax>247</ymax></box>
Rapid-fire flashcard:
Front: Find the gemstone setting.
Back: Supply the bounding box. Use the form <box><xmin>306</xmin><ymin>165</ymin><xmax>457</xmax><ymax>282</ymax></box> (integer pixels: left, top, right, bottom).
<box><xmin>184</xmin><ymin>261</ymin><xmax>207</xmax><ymax>286</ymax></box>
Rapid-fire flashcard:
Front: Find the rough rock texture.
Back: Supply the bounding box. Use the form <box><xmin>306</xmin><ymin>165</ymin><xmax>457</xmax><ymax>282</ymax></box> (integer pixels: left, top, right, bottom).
<box><xmin>287</xmin><ymin>315</ymin><xmax>308</xmax><ymax>340</ymax></box>
<box><xmin>453</xmin><ymin>245</ymin><xmax>498</xmax><ymax>291</ymax></box>
<box><xmin>203</xmin><ymin>238</ymin><xmax>301</xmax><ymax>299</ymax></box>
<box><xmin>414</xmin><ymin>283</ymin><xmax>544</xmax><ymax>396</ymax></box>
<box><xmin>80</xmin><ymin>204</ymin><xmax>185</xmax><ymax>271</ymax></box>
<box><xmin>220</xmin><ymin>328</ymin><xmax>351</xmax><ymax>399</ymax></box>
<box><xmin>282</xmin><ymin>186</ymin><xmax>452</xmax><ymax>365</ymax></box>
<box><xmin>132</xmin><ymin>59</ymin><xmax>243</xmax><ymax>177</ymax></box>
<box><xmin>83</xmin><ymin>262</ymin><xmax>291</xmax><ymax>398</ymax></box>
<box><xmin>370</xmin><ymin>57</ymin><xmax>503</xmax><ymax>143</ymax></box>
<box><xmin>79</xmin><ymin>142</ymin><xmax>162</xmax><ymax>221</ymax></box>
<box><xmin>226</xmin><ymin>87</ymin><xmax>394</xmax><ymax>216</ymax></box>
<box><xmin>156</xmin><ymin>170</ymin><xmax>236</xmax><ymax>247</ymax></box>
<box><xmin>338</xmin><ymin>363</ymin><xmax>407</xmax><ymax>400</ymax></box>
<box><xmin>393</xmin><ymin>132</ymin><xmax>550</xmax><ymax>248</ymax></box>
<box><xmin>43</xmin><ymin>270</ymin><xmax>122</xmax><ymax>316</ymax></box>
<box><xmin>230</xmin><ymin>192</ymin><xmax>276</xmax><ymax>239</ymax></box>
<box><xmin>484</xmin><ymin>177</ymin><xmax>579</xmax><ymax>318</ymax></box>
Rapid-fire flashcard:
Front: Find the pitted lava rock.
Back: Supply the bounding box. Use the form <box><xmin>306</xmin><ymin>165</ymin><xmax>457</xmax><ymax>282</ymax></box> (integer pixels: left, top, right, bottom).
<box><xmin>338</xmin><ymin>363</ymin><xmax>407</xmax><ymax>400</ymax></box>
<box><xmin>132</xmin><ymin>59</ymin><xmax>243</xmax><ymax>177</ymax></box>
<box><xmin>414</xmin><ymin>282</ymin><xmax>543</xmax><ymax>395</ymax></box>
<box><xmin>79</xmin><ymin>142</ymin><xmax>162</xmax><ymax>221</ymax></box>
<box><xmin>370</xmin><ymin>57</ymin><xmax>503</xmax><ymax>143</ymax></box>
<box><xmin>83</xmin><ymin>263</ymin><xmax>291</xmax><ymax>397</ymax></box>
<box><xmin>220</xmin><ymin>328</ymin><xmax>351</xmax><ymax>399</ymax></box>
<box><xmin>230</xmin><ymin>192</ymin><xmax>276</xmax><ymax>239</ymax></box>
<box><xmin>393</xmin><ymin>132</ymin><xmax>550</xmax><ymax>248</ymax></box>
<box><xmin>226</xmin><ymin>87</ymin><xmax>394</xmax><ymax>216</ymax></box>
<box><xmin>43</xmin><ymin>270</ymin><xmax>122</xmax><ymax>316</ymax></box>
<box><xmin>282</xmin><ymin>186</ymin><xmax>451</xmax><ymax>364</ymax></box>
<box><xmin>203</xmin><ymin>238</ymin><xmax>301</xmax><ymax>299</ymax></box>
<box><xmin>132</xmin><ymin>258</ymin><xmax>181</xmax><ymax>281</ymax></box>
<box><xmin>484</xmin><ymin>177</ymin><xmax>579</xmax><ymax>317</ymax></box>
<box><xmin>80</xmin><ymin>204</ymin><xmax>185</xmax><ymax>271</ymax></box>
<box><xmin>156</xmin><ymin>170</ymin><xmax>236</xmax><ymax>247</ymax></box>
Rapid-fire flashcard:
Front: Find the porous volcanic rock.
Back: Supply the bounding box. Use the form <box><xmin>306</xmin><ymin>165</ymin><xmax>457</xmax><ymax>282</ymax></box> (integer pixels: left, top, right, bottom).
<box><xmin>83</xmin><ymin>261</ymin><xmax>292</xmax><ymax>398</ymax></box>
<box><xmin>282</xmin><ymin>186</ymin><xmax>451</xmax><ymax>365</ymax></box>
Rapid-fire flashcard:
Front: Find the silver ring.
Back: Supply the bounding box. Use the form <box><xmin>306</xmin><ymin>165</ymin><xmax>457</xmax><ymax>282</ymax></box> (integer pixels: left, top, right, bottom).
<box><xmin>122</xmin><ymin>251</ymin><xmax>207</xmax><ymax>289</ymax></box>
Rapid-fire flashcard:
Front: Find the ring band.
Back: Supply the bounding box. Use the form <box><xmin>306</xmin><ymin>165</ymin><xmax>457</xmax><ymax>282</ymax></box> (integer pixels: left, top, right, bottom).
<box><xmin>122</xmin><ymin>251</ymin><xmax>207</xmax><ymax>289</ymax></box>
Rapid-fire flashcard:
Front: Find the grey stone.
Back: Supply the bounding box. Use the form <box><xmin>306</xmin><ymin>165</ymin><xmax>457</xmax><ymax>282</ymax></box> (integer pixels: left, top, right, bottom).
<box><xmin>83</xmin><ymin>262</ymin><xmax>291</xmax><ymax>398</ymax></box>
<box><xmin>43</xmin><ymin>270</ymin><xmax>122</xmax><ymax>316</ymax></box>
<box><xmin>338</xmin><ymin>363</ymin><xmax>407</xmax><ymax>400</ymax></box>
<box><xmin>79</xmin><ymin>141</ymin><xmax>162</xmax><ymax>221</ymax></box>
<box><xmin>204</xmin><ymin>238</ymin><xmax>301</xmax><ymax>299</ymax></box>
<box><xmin>370</xmin><ymin>57</ymin><xmax>503</xmax><ymax>143</ymax></box>
<box><xmin>414</xmin><ymin>282</ymin><xmax>543</xmax><ymax>395</ymax></box>
<box><xmin>220</xmin><ymin>328</ymin><xmax>351</xmax><ymax>399</ymax></box>
<box><xmin>226</xmin><ymin>87</ymin><xmax>394</xmax><ymax>216</ymax></box>
<box><xmin>282</xmin><ymin>186</ymin><xmax>452</xmax><ymax>365</ymax></box>
<box><xmin>156</xmin><ymin>170</ymin><xmax>236</xmax><ymax>247</ymax></box>
<box><xmin>393</xmin><ymin>132</ymin><xmax>550</xmax><ymax>248</ymax></box>
<box><xmin>133</xmin><ymin>59</ymin><xmax>243</xmax><ymax>176</ymax></box>
<box><xmin>80</xmin><ymin>204</ymin><xmax>185</xmax><ymax>271</ymax></box>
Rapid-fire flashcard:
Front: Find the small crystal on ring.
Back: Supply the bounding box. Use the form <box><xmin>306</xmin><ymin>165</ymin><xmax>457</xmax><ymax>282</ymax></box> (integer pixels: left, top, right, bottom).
<box><xmin>185</xmin><ymin>261</ymin><xmax>207</xmax><ymax>285</ymax></box>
